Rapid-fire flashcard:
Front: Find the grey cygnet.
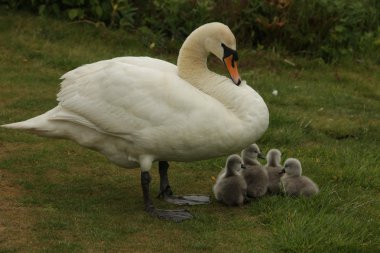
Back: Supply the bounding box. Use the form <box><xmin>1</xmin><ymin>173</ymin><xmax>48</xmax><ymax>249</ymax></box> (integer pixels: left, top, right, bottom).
<box><xmin>241</xmin><ymin>144</ymin><xmax>268</xmax><ymax>198</ymax></box>
<box><xmin>213</xmin><ymin>154</ymin><xmax>247</xmax><ymax>206</ymax></box>
<box><xmin>264</xmin><ymin>149</ymin><xmax>283</xmax><ymax>194</ymax></box>
<box><xmin>280</xmin><ymin>158</ymin><xmax>319</xmax><ymax>197</ymax></box>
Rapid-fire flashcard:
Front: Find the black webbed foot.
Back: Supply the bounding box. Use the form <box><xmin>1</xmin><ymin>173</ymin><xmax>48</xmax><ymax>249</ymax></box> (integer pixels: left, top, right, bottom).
<box><xmin>158</xmin><ymin>161</ymin><xmax>211</xmax><ymax>205</ymax></box>
<box><xmin>157</xmin><ymin>185</ymin><xmax>173</xmax><ymax>199</ymax></box>
<box><xmin>163</xmin><ymin>194</ymin><xmax>211</xmax><ymax>205</ymax></box>
<box><xmin>145</xmin><ymin>205</ymin><xmax>193</xmax><ymax>222</ymax></box>
<box><xmin>142</xmin><ymin>171</ymin><xmax>194</xmax><ymax>222</ymax></box>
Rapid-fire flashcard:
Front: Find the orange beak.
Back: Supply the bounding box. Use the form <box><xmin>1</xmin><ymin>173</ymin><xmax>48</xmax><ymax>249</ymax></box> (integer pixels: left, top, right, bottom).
<box><xmin>223</xmin><ymin>54</ymin><xmax>241</xmax><ymax>85</ymax></box>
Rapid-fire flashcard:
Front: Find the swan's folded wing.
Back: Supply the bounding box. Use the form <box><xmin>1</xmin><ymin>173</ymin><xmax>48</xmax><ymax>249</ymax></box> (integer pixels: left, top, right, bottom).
<box><xmin>56</xmin><ymin>58</ymin><xmax>213</xmax><ymax>136</ymax></box>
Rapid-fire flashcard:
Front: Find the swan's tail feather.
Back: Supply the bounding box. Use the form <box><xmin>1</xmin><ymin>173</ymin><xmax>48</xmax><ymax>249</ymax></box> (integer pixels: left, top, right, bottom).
<box><xmin>2</xmin><ymin>116</ymin><xmax>51</xmax><ymax>135</ymax></box>
<box><xmin>1</xmin><ymin>107</ymin><xmax>102</xmax><ymax>139</ymax></box>
<box><xmin>1</xmin><ymin>108</ymin><xmax>60</xmax><ymax>136</ymax></box>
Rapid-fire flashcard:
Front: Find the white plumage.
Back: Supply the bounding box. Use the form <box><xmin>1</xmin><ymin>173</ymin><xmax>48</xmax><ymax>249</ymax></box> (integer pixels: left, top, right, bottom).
<box><xmin>3</xmin><ymin>49</ymin><xmax>268</xmax><ymax>169</ymax></box>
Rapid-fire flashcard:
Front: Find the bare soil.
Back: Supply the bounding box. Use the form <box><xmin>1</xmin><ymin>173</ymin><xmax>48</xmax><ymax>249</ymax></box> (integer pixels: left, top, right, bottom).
<box><xmin>0</xmin><ymin>144</ymin><xmax>36</xmax><ymax>252</ymax></box>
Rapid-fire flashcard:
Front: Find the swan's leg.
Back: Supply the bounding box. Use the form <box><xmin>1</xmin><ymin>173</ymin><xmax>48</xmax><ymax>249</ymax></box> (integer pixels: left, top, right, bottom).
<box><xmin>141</xmin><ymin>171</ymin><xmax>193</xmax><ymax>222</ymax></box>
<box><xmin>141</xmin><ymin>171</ymin><xmax>155</xmax><ymax>212</ymax></box>
<box><xmin>157</xmin><ymin>161</ymin><xmax>211</xmax><ymax>205</ymax></box>
<box><xmin>157</xmin><ymin>161</ymin><xmax>173</xmax><ymax>197</ymax></box>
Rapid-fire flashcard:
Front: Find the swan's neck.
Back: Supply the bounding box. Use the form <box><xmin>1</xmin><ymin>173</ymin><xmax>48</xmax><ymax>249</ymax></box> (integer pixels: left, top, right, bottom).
<box><xmin>176</xmin><ymin>29</ymin><xmax>269</xmax><ymax>147</ymax></box>
<box><xmin>224</xmin><ymin>167</ymin><xmax>237</xmax><ymax>178</ymax></box>
<box><xmin>177</xmin><ymin>37</ymin><xmax>237</xmax><ymax>112</ymax></box>
<box><xmin>177</xmin><ymin>40</ymin><xmax>214</xmax><ymax>89</ymax></box>
<box><xmin>268</xmin><ymin>157</ymin><xmax>280</xmax><ymax>167</ymax></box>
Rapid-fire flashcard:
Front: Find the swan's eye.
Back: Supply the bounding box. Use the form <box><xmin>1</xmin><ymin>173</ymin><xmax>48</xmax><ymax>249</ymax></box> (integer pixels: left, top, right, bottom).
<box><xmin>221</xmin><ymin>43</ymin><xmax>238</xmax><ymax>61</ymax></box>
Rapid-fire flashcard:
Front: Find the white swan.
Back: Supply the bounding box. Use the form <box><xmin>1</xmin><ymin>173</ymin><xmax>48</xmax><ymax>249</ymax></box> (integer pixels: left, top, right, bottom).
<box><xmin>2</xmin><ymin>22</ymin><xmax>269</xmax><ymax>221</ymax></box>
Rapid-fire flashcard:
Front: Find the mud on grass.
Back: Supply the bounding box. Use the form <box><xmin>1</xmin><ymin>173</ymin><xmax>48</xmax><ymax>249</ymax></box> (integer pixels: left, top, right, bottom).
<box><xmin>0</xmin><ymin>167</ymin><xmax>36</xmax><ymax>252</ymax></box>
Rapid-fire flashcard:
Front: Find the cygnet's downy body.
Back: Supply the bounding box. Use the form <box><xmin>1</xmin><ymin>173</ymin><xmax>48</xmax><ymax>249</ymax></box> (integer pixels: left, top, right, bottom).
<box><xmin>213</xmin><ymin>155</ymin><xmax>247</xmax><ymax>206</ymax></box>
<box><xmin>241</xmin><ymin>144</ymin><xmax>268</xmax><ymax>198</ymax></box>
<box><xmin>264</xmin><ymin>149</ymin><xmax>283</xmax><ymax>194</ymax></box>
<box><xmin>280</xmin><ymin>158</ymin><xmax>319</xmax><ymax>197</ymax></box>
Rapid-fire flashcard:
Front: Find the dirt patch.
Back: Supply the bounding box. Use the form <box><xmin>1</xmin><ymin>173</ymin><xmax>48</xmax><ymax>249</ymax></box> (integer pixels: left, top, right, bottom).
<box><xmin>0</xmin><ymin>142</ymin><xmax>29</xmax><ymax>160</ymax></box>
<box><xmin>0</xmin><ymin>169</ymin><xmax>36</xmax><ymax>252</ymax></box>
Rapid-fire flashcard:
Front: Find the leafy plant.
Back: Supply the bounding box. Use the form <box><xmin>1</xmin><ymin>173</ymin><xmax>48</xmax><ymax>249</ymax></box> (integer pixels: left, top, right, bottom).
<box><xmin>110</xmin><ymin>0</ymin><xmax>137</xmax><ymax>28</ymax></box>
<box><xmin>1</xmin><ymin>0</ymin><xmax>379</xmax><ymax>62</ymax></box>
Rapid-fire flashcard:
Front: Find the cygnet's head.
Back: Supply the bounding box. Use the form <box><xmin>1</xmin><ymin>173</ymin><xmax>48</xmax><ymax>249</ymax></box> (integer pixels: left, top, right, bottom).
<box><xmin>267</xmin><ymin>149</ymin><xmax>282</xmax><ymax>166</ymax></box>
<box><xmin>280</xmin><ymin>158</ymin><xmax>302</xmax><ymax>176</ymax></box>
<box><xmin>185</xmin><ymin>22</ymin><xmax>241</xmax><ymax>85</ymax></box>
<box><xmin>241</xmin><ymin>144</ymin><xmax>265</xmax><ymax>165</ymax></box>
<box><xmin>225</xmin><ymin>154</ymin><xmax>245</xmax><ymax>176</ymax></box>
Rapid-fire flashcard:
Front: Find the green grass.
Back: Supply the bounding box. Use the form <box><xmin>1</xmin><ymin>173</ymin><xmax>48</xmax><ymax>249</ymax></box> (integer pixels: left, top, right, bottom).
<box><xmin>1</xmin><ymin>10</ymin><xmax>379</xmax><ymax>253</ymax></box>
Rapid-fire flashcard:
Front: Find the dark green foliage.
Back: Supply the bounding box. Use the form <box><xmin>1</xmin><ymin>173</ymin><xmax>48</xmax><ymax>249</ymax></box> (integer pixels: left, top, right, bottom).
<box><xmin>1</xmin><ymin>0</ymin><xmax>380</xmax><ymax>61</ymax></box>
<box><xmin>2</xmin><ymin>0</ymin><xmax>137</xmax><ymax>28</ymax></box>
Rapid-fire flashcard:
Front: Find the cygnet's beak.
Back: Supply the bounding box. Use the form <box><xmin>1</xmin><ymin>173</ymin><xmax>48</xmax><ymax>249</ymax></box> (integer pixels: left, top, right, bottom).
<box><xmin>279</xmin><ymin>168</ymin><xmax>286</xmax><ymax>175</ymax></box>
<box><xmin>241</xmin><ymin>164</ymin><xmax>246</xmax><ymax>169</ymax></box>
<box><xmin>258</xmin><ymin>153</ymin><xmax>266</xmax><ymax>160</ymax></box>
<box><xmin>222</xmin><ymin>44</ymin><xmax>241</xmax><ymax>85</ymax></box>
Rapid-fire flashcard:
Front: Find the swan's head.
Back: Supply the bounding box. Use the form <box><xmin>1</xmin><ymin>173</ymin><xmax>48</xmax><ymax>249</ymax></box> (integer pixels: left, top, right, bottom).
<box><xmin>280</xmin><ymin>158</ymin><xmax>302</xmax><ymax>176</ymax></box>
<box><xmin>267</xmin><ymin>149</ymin><xmax>282</xmax><ymax>166</ymax></box>
<box><xmin>225</xmin><ymin>154</ymin><xmax>245</xmax><ymax>176</ymax></box>
<box><xmin>195</xmin><ymin>23</ymin><xmax>241</xmax><ymax>85</ymax></box>
<box><xmin>241</xmin><ymin>144</ymin><xmax>265</xmax><ymax>165</ymax></box>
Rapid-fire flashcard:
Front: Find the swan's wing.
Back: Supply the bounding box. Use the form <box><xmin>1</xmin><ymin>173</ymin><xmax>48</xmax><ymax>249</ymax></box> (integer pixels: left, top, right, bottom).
<box><xmin>55</xmin><ymin>57</ymin><xmax>215</xmax><ymax>136</ymax></box>
<box><xmin>111</xmin><ymin>56</ymin><xmax>178</xmax><ymax>73</ymax></box>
